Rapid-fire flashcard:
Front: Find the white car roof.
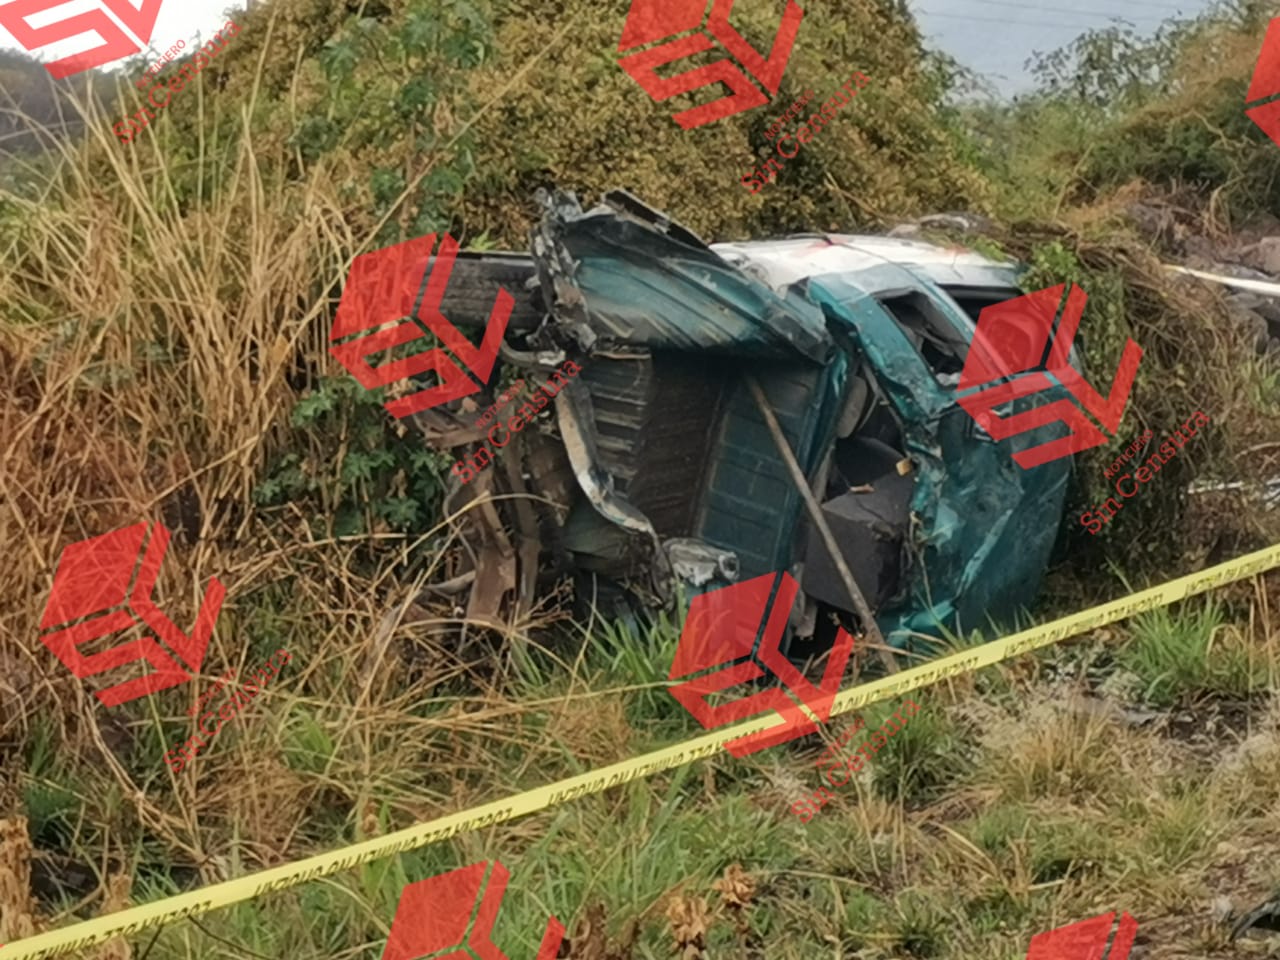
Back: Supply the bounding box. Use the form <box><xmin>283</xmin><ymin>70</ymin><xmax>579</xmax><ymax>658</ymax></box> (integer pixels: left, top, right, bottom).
<box><xmin>709</xmin><ymin>234</ymin><xmax>1021</xmax><ymax>293</ymax></box>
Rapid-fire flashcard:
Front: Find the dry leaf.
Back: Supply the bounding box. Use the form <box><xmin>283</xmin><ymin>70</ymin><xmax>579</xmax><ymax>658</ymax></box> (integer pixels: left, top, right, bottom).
<box><xmin>712</xmin><ymin>863</ymin><xmax>755</xmax><ymax>910</ymax></box>
<box><xmin>360</xmin><ymin>800</ymin><xmax>380</xmax><ymax>839</ymax></box>
<box><xmin>665</xmin><ymin>894</ymin><xmax>708</xmax><ymax>960</ymax></box>
<box><xmin>0</xmin><ymin>818</ymin><xmax>38</xmax><ymax>944</ymax></box>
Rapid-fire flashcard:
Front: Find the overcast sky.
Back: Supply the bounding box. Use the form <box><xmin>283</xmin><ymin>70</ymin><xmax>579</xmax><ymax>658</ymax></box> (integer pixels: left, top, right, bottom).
<box><xmin>0</xmin><ymin>0</ymin><xmax>236</xmax><ymax>70</ymax></box>
<box><xmin>909</xmin><ymin>0</ymin><xmax>1217</xmax><ymax>93</ymax></box>
<box><xmin>0</xmin><ymin>0</ymin><xmax>1220</xmax><ymax>95</ymax></box>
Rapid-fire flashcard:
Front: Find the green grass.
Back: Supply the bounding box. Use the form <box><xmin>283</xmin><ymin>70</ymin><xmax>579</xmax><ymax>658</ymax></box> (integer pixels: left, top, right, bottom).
<box><xmin>3</xmin><ymin>582</ymin><xmax>1278</xmax><ymax>960</ymax></box>
<box><xmin>1119</xmin><ymin>598</ymin><xmax>1264</xmax><ymax>706</ymax></box>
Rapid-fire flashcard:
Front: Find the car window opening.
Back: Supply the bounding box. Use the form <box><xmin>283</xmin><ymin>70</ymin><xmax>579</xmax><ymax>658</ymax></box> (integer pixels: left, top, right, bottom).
<box><xmin>876</xmin><ymin>292</ymin><xmax>967</xmax><ymax>379</ymax></box>
<box><xmin>790</xmin><ymin>358</ymin><xmax>913</xmax><ymax>661</ymax></box>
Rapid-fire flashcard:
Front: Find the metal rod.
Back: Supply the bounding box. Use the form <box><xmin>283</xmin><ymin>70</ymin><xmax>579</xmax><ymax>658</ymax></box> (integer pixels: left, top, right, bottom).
<box><xmin>746</xmin><ymin>375</ymin><xmax>898</xmax><ymax>673</ymax></box>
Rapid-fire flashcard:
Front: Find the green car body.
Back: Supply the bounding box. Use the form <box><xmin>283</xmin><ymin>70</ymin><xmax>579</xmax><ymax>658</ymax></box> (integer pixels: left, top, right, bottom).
<box><xmin>449</xmin><ymin>189</ymin><xmax>1076</xmax><ymax>653</ymax></box>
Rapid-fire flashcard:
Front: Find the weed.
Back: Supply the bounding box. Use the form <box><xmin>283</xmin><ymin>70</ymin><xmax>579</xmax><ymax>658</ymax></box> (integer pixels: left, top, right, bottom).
<box><xmin>1119</xmin><ymin>598</ymin><xmax>1261</xmax><ymax>705</ymax></box>
<box><xmin>1141</xmin><ymin>787</ymin><xmax>1216</xmax><ymax>872</ymax></box>
<box><xmin>257</xmin><ymin>375</ymin><xmax>457</xmax><ymax>541</ymax></box>
<box><xmin>867</xmin><ymin>700</ymin><xmax>970</xmax><ymax>805</ymax></box>
<box><xmin>893</xmin><ymin>890</ymin><xmax>950</xmax><ymax>958</ymax></box>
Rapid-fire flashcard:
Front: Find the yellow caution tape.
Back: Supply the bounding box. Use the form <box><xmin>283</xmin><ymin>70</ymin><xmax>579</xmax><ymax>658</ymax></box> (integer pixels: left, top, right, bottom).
<box><xmin>5</xmin><ymin>541</ymin><xmax>1279</xmax><ymax>960</ymax></box>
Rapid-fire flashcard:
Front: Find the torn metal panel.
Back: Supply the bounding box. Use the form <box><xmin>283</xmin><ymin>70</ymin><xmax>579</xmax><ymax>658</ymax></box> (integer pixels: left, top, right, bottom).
<box><xmin>530</xmin><ymin>189</ymin><xmax>835</xmax><ymax>363</ymax></box>
<box><xmin>806</xmin><ymin>272</ymin><xmax>1071</xmax><ymax>646</ymax></box>
<box><xmin>552</xmin><ymin>372</ymin><xmax>670</xmax><ymax>606</ymax></box>
<box><xmin>448</xmin><ymin>466</ymin><xmax>516</xmax><ymax>630</ymax></box>
<box><xmin>413</xmin><ymin>186</ymin><xmax>1072</xmax><ymax>656</ymax></box>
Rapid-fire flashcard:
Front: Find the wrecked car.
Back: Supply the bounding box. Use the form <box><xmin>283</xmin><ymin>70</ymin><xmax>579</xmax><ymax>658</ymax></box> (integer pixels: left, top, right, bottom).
<box><xmin>406</xmin><ymin>189</ymin><xmax>1075</xmax><ymax>657</ymax></box>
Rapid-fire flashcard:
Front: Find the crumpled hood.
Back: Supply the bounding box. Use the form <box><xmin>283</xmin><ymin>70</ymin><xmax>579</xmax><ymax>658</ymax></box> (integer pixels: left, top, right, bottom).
<box><xmin>530</xmin><ymin>188</ymin><xmax>834</xmax><ymax>364</ymax></box>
